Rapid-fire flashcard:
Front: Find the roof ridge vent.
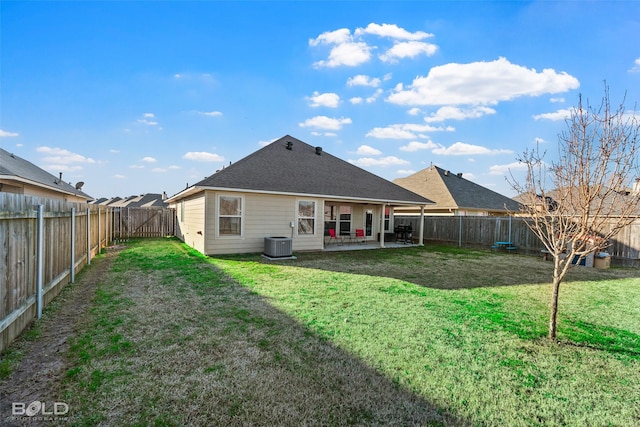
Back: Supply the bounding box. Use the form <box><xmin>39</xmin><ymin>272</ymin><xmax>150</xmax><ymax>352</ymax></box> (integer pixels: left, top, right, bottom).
<box><xmin>286</xmin><ymin>141</ymin><xmax>293</xmax><ymax>150</ymax></box>
<box><xmin>315</xmin><ymin>146</ymin><xmax>322</xmax><ymax>155</ymax></box>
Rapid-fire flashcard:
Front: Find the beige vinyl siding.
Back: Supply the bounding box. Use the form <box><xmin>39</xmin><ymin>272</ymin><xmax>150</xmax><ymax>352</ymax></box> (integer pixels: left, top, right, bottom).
<box><xmin>174</xmin><ymin>192</ymin><xmax>206</xmax><ymax>254</ymax></box>
<box><xmin>204</xmin><ymin>191</ymin><xmax>323</xmax><ymax>255</ymax></box>
<box><xmin>0</xmin><ymin>180</ymin><xmax>88</xmax><ymax>202</ymax></box>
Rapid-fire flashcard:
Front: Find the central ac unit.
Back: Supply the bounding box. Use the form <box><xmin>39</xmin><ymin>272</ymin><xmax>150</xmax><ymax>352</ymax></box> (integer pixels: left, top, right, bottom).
<box><xmin>264</xmin><ymin>237</ymin><xmax>293</xmax><ymax>258</ymax></box>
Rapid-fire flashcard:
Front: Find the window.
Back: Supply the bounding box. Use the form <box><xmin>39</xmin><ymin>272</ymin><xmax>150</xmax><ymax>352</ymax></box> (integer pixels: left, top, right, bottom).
<box><xmin>339</xmin><ymin>206</ymin><xmax>352</xmax><ymax>235</ymax></box>
<box><xmin>298</xmin><ymin>200</ymin><xmax>315</xmax><ymax>235</ymax></box>
<box><xmin>218</xmin><ymin>195</ymin><xmax>242</xmax><ymax>236</ymax></box>
<box><xmin>324</xmin><ymin>204</ymin><xmax>336</xmax><ymax>236</ymax></box>
<box><xmin>384</xmin><ymin>206</ymin><xmax>390</xmax><ymax>231</ymax></box>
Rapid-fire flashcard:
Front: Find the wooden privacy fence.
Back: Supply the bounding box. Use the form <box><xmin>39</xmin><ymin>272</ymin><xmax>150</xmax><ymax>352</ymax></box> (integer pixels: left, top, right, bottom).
<box><xmin>111</xmin><ymin>207</ymin><xmax>175</xmax><ymax>239</ymax></box>
<box><xmin>0</xmin><ymin>193</ymin><xmax>176</xmax><ymax>352</ymax></box>
<box><xmin>395</xmin><ymin>215</ymin><xmax>640</xmax><ymax>266</ymax></box>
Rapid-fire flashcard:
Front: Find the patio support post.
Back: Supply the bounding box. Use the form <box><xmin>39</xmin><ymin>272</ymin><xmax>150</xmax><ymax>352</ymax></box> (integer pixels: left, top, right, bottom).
<box><xmin>379</xmin><ymin>203</ymin><xmax>386</xmax><ymax>248</ymax></box>
<box><xmin>418</xmin><ymin>205</ymin><xmax>425</xmax><ymax>246</ymax></box>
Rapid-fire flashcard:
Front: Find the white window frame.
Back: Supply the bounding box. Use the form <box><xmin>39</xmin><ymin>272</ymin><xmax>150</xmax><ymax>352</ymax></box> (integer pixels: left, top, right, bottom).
<box><xmin>217</xmin><ymin>194</ymin><xmax>244</xmax><ymax>238</ymax></box>
<box><xmin>296</xmin><ymin>199</ymin><xmax>316</xmax><ymax>236</ymax></box>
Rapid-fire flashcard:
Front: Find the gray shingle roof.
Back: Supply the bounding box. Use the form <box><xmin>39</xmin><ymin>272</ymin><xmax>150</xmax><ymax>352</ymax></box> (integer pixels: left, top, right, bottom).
<box><xmin>192</xmin><ymin>135</ymin><xmax>432</xmax><ymax>205</ymax></box>
<box><xmin>0</xmin><ymin>148</ymin><xmax>92</xmax><ymax>199</ymax></box>
<box><xmin>394</xmin><ymin>165</ymin><xmax>521</xmax><ymax>212</ymax></box>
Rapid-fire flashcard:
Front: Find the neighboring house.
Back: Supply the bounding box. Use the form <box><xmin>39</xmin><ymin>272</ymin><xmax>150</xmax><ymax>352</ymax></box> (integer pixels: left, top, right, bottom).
<box><xmin>90</xmin><ymin>193</ymin><xmax>168</xmax><ymax>208</ymax></box>
<box><xmin>393</xmin><ymin>165</ymin><xmax>521</xmax><ymax>216</ymax></box>
<box><xmin>0</xmin><ymin>147</ymin><xmax>92</xmax><ymax>202</ymax></box>
<box><xmin>166</xmin><ymin>135</ymin><xmax>433</xmax><ymax>255</ymax></box>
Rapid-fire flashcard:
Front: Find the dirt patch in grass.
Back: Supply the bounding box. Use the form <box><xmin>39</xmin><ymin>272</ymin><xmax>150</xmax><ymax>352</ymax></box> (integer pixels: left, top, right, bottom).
<box><xmin>0</xmin><ymin>246</ymin><xmax>123</xmax><ymax>426</ymax></box>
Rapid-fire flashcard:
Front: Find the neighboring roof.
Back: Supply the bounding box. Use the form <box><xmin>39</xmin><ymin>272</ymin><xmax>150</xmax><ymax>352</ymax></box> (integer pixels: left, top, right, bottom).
<box><xmin>169</xmin><ymin>135</ymin><xmax>432</xmax><ymax>205</ymax></box>
<box><xmin>394</xmin><ymin>165</ymin><xmax>521</xmax><ymax>212</ymax></box>
<box><xmin>90</xmin><ymin>194</ymin><xmax>167</xmax><ymax>208</ymax></box>
<box><xmin>0</xmin><ymin>147</ymin><xmax>92</xmax><ymax>199</ymax></box>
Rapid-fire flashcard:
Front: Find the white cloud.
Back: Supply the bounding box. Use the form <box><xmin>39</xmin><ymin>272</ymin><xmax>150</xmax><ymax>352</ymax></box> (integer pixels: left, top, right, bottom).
<box><xmin>354</xmin><ymin>23</ymin><xmax>433</xmax><ymax>41</ymax></box>
<box><xmin>533</xmin><ymin>108</ymin><xmax>573</xmax><ymax>121</ymax></box>
<box><xmin>37</xmin><ymin>146</ymin><xmax>96</xmax><ymax>165</ymax></box>
<box><xmin>137</xmin><ymin>112</ymin><xmax>159</xmax><ymax>126</ymax></box>
<box><xmin>366</xmin><ymin>89</ymin><xmax>383</xmax><ymax>103</ymax></box>
<box><xmin>350</xmin><ymin>97</ymin><xmax>364</xmax><ymax>105</ymax></box>
<box><xmin>114</xmin><ymin>174</ymin><xmax>126</xmax><ymax>179</ymax></box>
<box><xmin>432</xmin><ymin>142</ymin><xmax>513</xmax><ymax>156</ymax></box>
<box><xmin>311</xmin><ymin>23</ymin><xmax>438</xmax><ymax>68</ymax></box>
<box><xmin>307</xmin><ymin>91</ymin><xmax>340</xmax><ymax>108</ymax></box>
<box><xmin>130</xmin><ymin>165</ymin><xmax>144</xmax><ymax>169</ymax></box>
<box><xmin>0</xmin><ymin>129</ymin><xmax>19</xmax><ymax>137</ymax></box>
<box><xmin>197</xmin><ymin>111</ymin><xmax>223</xmax><ymax>117</ymax></box>
<box><xmin>168</xmin><ymin>165</ymin><xmax>181</xmax><ymax>169</ymax></box>
<box><xmin>347</xmin><ymin>74</ymin><xmax>381</xmax><ymax>87</ymax></box>
<box><xmin>350</xmin><ymin>156</ymin><xmax>410</xmax><ymax>167</ymax></box>
<box><xmin>366</xmin><ymin>126</ymin><xmax>418</xmax><ymax>139</ymax></box>
<box><xmin>396</xmin><ymin>169</ymin><xmax>416</xmax><ymax>176</ymax></box>
<box><xmin>366</xmin><ymin>122</ymin><xmax>453</xmax><ymax>140</ymax></box>
<box><xmin>387</xmin><ymin>57</ymin><xmax>580</xmax><ymax>106</ymax></box>
<box><xmin>298</xmin><ymin>116</ymin><xmax>352</xmax><ymax>130</ymax></box>
<box><xmin>309</xmin><ymin>28</ymin><xmax>352</xmax><ymax>46</ymax></box>
<box><xmin>408</xmin><ymin>108</ymin><xmax>422</xmax><ymax>116</ymax></box>
<box><xmin>141</xmin><ymin>156</ymin><xmax>157</xmax><ymax>163</ymax></box>
<box><xmin>489</xmin><ymin>161</ymin><xmax>528</xmax><ymax>175</ymax></box>
<box><xmin>400</xmin><ymin>140</ymin><xmax>438</xmax><ymax>152</ymax></box>
<box><xmin>550</xmin><ymin>97</ymin><xmax>565</xmax><ymax>103</ymax></box>
<box><xmin>356</xmin><ymin>145</ymin><xmax>382</xmax><ymax>155</ymax></box>
<box><xmin>313</xmin><ymin>39</ymin><xmax>372</xmax><ymax>68</ymax></box>
<box><xmin>423</xmin><ymin>106</ymin><xmax>496</xmax><ymax>123</ymax></box>
<box><xmin>380</xmin><ymin>41</ymin><xmax>438</xmax><ymax>63</ymax></box>
<box><xmin>182</xmin><ymin>151</ymin><xmax>224</xmax><ymax>162</ymax></box>
<box><xmin>152</xmin><ymin>168</ymin><xmax>167</xmax><ymax>173</ymax></box>
<box><xmin>628</xmin><ymin>58</ymin><xmax>640</xmax><ymax>73</ymax></box>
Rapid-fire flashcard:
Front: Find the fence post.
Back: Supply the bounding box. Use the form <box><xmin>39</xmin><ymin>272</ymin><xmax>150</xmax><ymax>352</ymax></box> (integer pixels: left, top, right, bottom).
<box><xmin>98</xmin><ymin>207</ymin><xmax>101</xmax><ymax>253</ymax></box>
<box><xmin>458</xmin><ymin>215</ymin><xmax>463</xmax><ymax>247</ymax></box>
<box><xmin>87</xmin><ymin>207</ymin><xmax>91</xmax><ymax>265</ymax></box>
<box><xmin>70</xmin><ymin>207</ymin><xmax>75</xmax><ymax>283</ymax></box>
<box><xmin>36</xmin><ymin>204</ymin><xmax>44</xmax><ymax>319</ymax></box>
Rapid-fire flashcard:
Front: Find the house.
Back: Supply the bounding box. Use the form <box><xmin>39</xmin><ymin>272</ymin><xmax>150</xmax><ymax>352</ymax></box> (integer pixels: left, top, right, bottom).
<box><xmin>89</xmin><ymin>193</ymin><xmax>168</xmax><ymax>208</ymax></box>
<box><xmin>166</xmin><ymin>135</ymin><xmax>433</xmax><ymax>255</ymax></box>
<box><xmin>393</xmin><ymin>165</ymin><xmax>521</xmax><ymax>216</ymax></box>
<box><xmin>0</xmin><ymin>147</ymin><xmax>92</xmax><ymax>202</ymax></box>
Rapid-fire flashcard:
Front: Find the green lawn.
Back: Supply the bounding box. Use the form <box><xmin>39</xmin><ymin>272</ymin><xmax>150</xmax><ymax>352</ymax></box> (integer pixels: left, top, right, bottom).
<box><xmin>51</xmin><ymin>239</ymin><xmax>640</xmax><ymax>425</ymax></box>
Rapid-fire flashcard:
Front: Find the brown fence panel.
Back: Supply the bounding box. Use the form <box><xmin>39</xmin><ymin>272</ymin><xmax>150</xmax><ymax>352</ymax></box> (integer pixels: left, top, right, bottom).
<box><xmin>0</xmin><ymin>194</ymin><xmax>107</xmax><ymax>351</ymax></box>
<box><xmin>1</xmin><ymin>195</ymin><xmax>177</xmax><ymax>351</ymax></box>
<box><xmin>396</xmin><ymin>215</ymin><xmax>640</xmax><ymax>265</ymax></box>
<box><xmin>111</xmin><ymin>207</ymin><xmax>175</xmax><ymax>239</ymax></box>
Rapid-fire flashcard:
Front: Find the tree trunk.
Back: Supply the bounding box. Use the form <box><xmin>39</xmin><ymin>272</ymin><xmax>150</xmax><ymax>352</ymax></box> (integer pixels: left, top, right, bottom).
<box><xmin>549</xmin><ymin>275</ymin><xmax>561</xmax><ymax>340</ymax></box>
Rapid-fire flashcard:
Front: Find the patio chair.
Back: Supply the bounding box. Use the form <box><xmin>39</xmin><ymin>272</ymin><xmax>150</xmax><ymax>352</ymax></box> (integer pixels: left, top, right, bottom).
<box><xmin>355</xmin><ymin>228</ymin><xmax>366</xmax><ymax>244</ymax></box>
<box><xmin>328</xmin><ymin>229</ymin><xmax>344</xmax><ymax>245</ymax></box>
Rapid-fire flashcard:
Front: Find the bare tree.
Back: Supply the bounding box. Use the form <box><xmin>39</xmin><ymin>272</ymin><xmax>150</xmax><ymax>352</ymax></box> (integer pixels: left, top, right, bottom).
<box><xmin>510</xmin><ymin>85</ymin><xmax>640</xmax><ymax>340</ymax></box>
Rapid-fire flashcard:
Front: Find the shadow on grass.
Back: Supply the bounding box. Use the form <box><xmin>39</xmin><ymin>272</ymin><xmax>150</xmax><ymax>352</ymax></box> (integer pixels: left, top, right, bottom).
<box><xmin>214</xmin><ymin>244</ymin><xmax>640</xmax><ymax>290</ymax></box>
<box><xmin>61</xmin><ymin>239</ymin><xmax>470</xmax><ymax>426</ymax></box>
<box><xmin>561</xmin><ymin>320</ymin><xmax>640</xmax><ymax>359</ymax></box>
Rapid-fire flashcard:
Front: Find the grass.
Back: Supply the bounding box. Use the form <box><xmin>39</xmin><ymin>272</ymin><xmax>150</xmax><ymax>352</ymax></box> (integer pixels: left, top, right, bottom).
<box><xmin>57</xmin><ymin>238</ymin><xmax>639</xmax><ymax>426</ymax></box>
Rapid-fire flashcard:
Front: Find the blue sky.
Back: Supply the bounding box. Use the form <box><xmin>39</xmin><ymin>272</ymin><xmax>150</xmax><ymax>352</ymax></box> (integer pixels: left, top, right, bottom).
<box><xmin>1</xmin><ymin>1</ymin><xmax>639</xmax><ymax>199</ymax></box>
